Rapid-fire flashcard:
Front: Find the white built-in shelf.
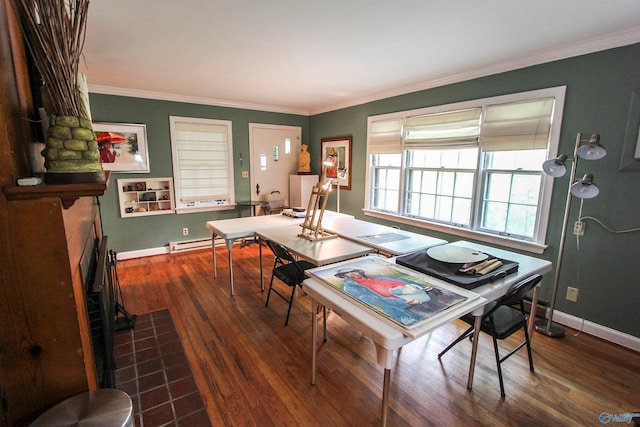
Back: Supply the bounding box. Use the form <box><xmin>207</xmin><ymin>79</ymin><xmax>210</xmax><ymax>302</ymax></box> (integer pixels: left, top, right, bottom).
<box><xmin>117</xmin><ymin>178</ymin><xmax>174</xmax><ymax>217</ymax></box>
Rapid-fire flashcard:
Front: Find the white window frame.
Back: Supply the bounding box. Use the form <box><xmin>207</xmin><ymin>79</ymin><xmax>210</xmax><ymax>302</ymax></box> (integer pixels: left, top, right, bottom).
<box><xmin>364</xmin><ymin>86</ymin><xmax>566</xmax><ymax>254</ymax></box>
<box><xmin>169</xmin><ymin>116</ymin><xmax>235</xmax><ymax>214</ymax></box>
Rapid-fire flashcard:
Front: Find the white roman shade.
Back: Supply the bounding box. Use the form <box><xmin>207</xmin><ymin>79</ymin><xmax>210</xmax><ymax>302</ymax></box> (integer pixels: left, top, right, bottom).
<box><xmin>482</xmin><ymin>98</ymin><xmax>555</xmax><ymax>151</ymax></box>
<box><xmin>404</xmin><ymin>108</ymin><xmax>481</xmax><ymax>147</ymax></box>
<box><xmin>368</xmin><ymin>118</ymin><xmax>403</xmax><ymax>154</ymax></box>
<box><xmin>170</xmin><ymin>116</ymin><xmax>234</xmax><ymax>210</ymax></box>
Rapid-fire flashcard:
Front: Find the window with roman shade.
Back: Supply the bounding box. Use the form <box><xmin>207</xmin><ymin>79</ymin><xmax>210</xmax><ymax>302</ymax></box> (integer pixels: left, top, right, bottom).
<box><xmin>169</xmin><ymin>116</ymin><xmax>235</xmax><ymax>213</ymax></box>
<box><xmin>365</xmin><ymin>86</ymin><xmax>566</xmax><ymax>252</ymax></box>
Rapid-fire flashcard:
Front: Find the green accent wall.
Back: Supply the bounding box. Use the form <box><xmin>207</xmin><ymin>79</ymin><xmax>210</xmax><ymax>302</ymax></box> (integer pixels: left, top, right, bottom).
<box><xmin>89</xmin><ymin>95</ymin><xmax>309</xmax><ymax>254</ymax></box>
<box><xmin>91</xmin><ymin>43</ymin><xmax>640</xmax><ymax>337</ymax></box>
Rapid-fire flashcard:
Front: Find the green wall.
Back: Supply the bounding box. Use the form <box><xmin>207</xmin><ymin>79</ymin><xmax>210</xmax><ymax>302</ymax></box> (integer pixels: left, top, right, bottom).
<box><xmin>89</xmin><ymin>95</ymin><xmax>309</xmax><ymax>253</ymax></box>
<box><xmin>309</xmin><ymin>43</ymin><xmax>640</xmax><ymax>338</ymax></box>
<box><xmin>91</xmin><ymin>43</ymin><xmax>640</xmax><ymax>337</ymax></box>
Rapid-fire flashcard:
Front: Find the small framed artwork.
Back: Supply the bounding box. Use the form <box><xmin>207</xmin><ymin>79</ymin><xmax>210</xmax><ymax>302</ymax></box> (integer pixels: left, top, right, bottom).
<box><xmin>321</xmin><ymin>136</ymin><xmax>352</xmax><ymax>190</ymax></box>
<box><xmin>619</xmin><ymin>88</ymin><xmax>640</xmax><ymax>171</ymax></box>
<box><xmin>93</xmin><ymin>122</ymin><xmax>150</xmax><ymax>173</ymax></box>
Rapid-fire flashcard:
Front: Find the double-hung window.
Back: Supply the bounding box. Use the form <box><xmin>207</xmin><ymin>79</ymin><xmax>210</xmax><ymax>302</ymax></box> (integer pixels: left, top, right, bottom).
<box><xmin>365</xmin><ymin>87</ymin><xmax>565</xmax><ymax>251</ymax></box>
<box><xmin>169</xmin><ymin>116</ymin><xmax>235</xmax><ymax>213</ymax></box>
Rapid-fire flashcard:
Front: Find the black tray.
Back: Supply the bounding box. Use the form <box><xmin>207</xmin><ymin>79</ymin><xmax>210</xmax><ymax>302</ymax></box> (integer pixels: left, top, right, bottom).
<box><xmin>396</xmin><ymin>249</ymin><xmax>519</xmax><ymax>289</ymax></box>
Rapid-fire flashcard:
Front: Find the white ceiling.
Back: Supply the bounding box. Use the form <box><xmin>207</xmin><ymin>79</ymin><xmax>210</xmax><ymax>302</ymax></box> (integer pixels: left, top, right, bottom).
<box><xmin>82</xmin><ymin>0</ymin><xmax>640</xmax><ymax>116</ymax></box>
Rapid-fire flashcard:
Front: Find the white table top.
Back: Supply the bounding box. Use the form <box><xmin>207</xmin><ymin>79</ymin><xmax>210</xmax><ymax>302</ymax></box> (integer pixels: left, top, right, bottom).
<box><xmin>257</xmin><ymin>225</ymin><xmax>373</xmax><ymax>266</ymax></box>
<box><xmin>205</xmin><ymin>211</ymin><xmax>353</xmax><ymax>240</ymax></box>
<box><xmin>303</xmin><ymin>240</ymin><xmax>552</xmax><ymax>356</ymax></box>
<box><xmin>322</xmin><ymin>217</ymin><xmax>447</xmax><ymax>255</ymax></box>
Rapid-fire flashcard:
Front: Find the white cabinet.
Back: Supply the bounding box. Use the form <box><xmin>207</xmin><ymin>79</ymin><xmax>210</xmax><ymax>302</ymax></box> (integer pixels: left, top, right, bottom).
<box><xmin>117</xmin><ymin>178</ymin><xmax>175</xmax><ymax>217</ymax></box>
<box><xmin>289</xmin><ymin>174</ymin><xmax>318</xmax><ymax>208</ymax></box>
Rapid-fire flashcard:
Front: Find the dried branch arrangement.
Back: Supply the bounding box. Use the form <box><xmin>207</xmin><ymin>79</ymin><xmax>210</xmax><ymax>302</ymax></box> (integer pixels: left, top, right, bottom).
<box><xmin>10</xmin><ymin>0</ymin><xmax>90</xmax><ymax>118</ymax></box>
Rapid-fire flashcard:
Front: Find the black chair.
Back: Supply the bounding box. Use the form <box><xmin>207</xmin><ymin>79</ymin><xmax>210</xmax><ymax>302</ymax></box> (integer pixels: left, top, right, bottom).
<box><xmin>265</xmin><ymin>239</ymin><xmax>315</xmax><ymax>326</ymax></box>
<box><xmin>438</xmin><ymin>274</ymin><xmax>543</xmax><ymax>397</ymax></box>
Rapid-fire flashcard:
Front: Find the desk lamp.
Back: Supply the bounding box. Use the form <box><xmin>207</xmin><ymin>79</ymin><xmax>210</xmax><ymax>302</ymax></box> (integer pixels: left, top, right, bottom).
<box><xmin>535</xmin><ymin>133</ymin><xmax>606</xmax><ymax>337</ymax></box>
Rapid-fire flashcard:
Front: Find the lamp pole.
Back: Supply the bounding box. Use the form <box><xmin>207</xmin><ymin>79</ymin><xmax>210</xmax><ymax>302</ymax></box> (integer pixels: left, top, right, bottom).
<box><xmin>535</xmin><ymin>134</ymin><xmax>584</xmax><ymax>337</ymax></box>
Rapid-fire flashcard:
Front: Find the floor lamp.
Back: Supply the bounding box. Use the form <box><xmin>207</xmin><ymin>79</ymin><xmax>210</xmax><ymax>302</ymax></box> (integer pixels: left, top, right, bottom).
<box><xmin>535</xmin><ymin>133</ymin><xmax>606</xmax><ymax>337</ymax></box>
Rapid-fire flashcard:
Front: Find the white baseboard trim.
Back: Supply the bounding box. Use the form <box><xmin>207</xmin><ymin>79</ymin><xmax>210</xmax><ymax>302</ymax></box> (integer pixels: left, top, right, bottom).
<box><xmin>117</xmin><ymin>246</ymin><xmax>169</xmax><ymax>260</ymax></box>
<box><xmin>115</xmin><ymin>237</ymin><xmax>231</xmax><ymax>261</ymax></box>
<box><xmin>551</xmin><ymin>310</ymin><xmax>640</xmax><ymax>352</ymax></box>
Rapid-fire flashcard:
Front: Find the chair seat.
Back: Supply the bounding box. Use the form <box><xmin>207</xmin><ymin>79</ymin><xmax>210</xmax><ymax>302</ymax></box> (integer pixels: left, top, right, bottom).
<box><xmin>461</xmin><ymin>304</ymin><xmax>527</xmax><ymax>340</ymax></box>
<box><xmin>273</xmin><ymin>261</ymin><xmax>315</xmax><ymax>287</ymax></box>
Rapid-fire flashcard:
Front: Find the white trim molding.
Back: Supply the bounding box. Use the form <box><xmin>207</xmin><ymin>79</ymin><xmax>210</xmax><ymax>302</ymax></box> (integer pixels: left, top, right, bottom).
<box><xmin>552</xmin><ymin>309</ymin><xmax>640</xmax><ymax>352</ymax></box>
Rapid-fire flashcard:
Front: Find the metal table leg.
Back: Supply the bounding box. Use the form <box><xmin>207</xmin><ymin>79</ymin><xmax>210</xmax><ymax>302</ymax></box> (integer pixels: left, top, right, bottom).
<box><xmin>212</xmin><ymin>233</ymin><xmax>217</xmax><ymax>278</ymax></box>
<box><xmin>311</xmin><ymin>304</ymin><xmax>318</xmax><ymax>386</ymax></box>
<box><xmin>467</xmin><ymin>314</ymin><xmax>483</xmax><ymax>389</ymax></box>
<box><xmin>381</xmin><ymin>368</ymin><xmax>391</xmax><ymax>427</ymax></box>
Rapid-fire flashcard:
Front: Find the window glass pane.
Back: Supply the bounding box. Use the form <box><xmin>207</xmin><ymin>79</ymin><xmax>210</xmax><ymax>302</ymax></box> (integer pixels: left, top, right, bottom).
<box><xmin>373</xmin><ymin>153</ymin><xmax>401</xmax><ymax>167</ymax></box>
<box><xmin>505</xmin><ymin>204</ymin><xmax>537</xmax><ymax>236</ymax></box>
<box><xmin>485</xmin><ymin>173</ymin><xmax>511</xmax><ymax>202</ymax></box>
<box><xmin>440</xmin><ymin>172</ymin><xmax>455</xmax><ymax>196</ymax></box>
<box><xmin>454</xmin><ymin>173</ymin><xmax>474</xmax><ymax>198</ymax></box>
<box><xmin>511</xmin><ymin>174</ymin><xmax>541</xmax><ymax>204</ymax></box>
<box><xmin>483</xmin><ymin>201</ymin><xmax>507</xmax><ymax>231</ymax></box>
<box><xmin>407</xmin><ymin>148</ymin><xmax>478</xmax><ymax>168</ymax></box>
<box><xmin>488</xmin><ymin>149</ymin><xmax>546</xmax><ymax>170</ymax></box>
<box><xmin>421</xmin><ymin>170</ymin><xmax>437</xmax><ymax>193</ymax></box>
<box><xmin>436</xmin><ymin>195</ymin><xmax>453</xmax><ymax>221</ymax></box>
<box><xmin>452</xmin><ymin>198</ymin><xmax>471</xmax><ymax>224</ymax></box>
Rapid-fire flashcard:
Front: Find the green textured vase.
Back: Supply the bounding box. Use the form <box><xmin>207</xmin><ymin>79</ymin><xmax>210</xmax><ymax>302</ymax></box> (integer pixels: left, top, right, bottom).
<box><xmin>43</xmin><ymin>115</ymin><xmax>104</xmax><ymax>183</ymax></box>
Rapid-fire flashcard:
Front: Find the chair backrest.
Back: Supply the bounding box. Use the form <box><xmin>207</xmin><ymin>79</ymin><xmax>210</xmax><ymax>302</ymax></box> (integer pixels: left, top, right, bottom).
<box><xmin>265</xmin><ymin>191</ymin><xmax>285</xmax><ymax>209</ymax></box>
<box><xmin>265</xmin><ymin>239</ymin><xmax>296</xmax><ymax>263</ymax></box>
<box><xmin>497</xmin><ymin>274</ymin><xmax>543</xmax><ymax>308</ymax></box>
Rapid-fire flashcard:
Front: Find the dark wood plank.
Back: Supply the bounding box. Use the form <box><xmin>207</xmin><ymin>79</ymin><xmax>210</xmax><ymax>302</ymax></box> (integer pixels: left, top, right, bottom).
<box><xmin>115</xmin><ymin>245</ymin><xmax>640</xmax><ymax>426</ymax></box>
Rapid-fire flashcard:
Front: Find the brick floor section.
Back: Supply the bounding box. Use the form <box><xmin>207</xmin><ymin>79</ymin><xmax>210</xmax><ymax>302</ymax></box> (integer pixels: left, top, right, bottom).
<box><xmin>114</xmin><ymin>309</ymin><xmax>211</xmax><ymax>427</ymax></box>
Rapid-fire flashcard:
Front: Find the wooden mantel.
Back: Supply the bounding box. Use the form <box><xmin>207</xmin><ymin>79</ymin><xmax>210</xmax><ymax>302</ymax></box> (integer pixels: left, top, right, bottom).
<box><xmin>3</xmin><ymin>171</ymin><xmax>110</xmax><ymax>208</ymax></box>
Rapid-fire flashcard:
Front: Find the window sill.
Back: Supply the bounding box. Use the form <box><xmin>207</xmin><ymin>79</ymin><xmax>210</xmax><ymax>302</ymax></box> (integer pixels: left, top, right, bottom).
<box><xmin>175</xmin><ymin>204</ymin><xmax>236</xmax><ymax>215</ymax></box>
<box><xmin>362</xmin><ymin>209</ymin><xmax>548</xmax><ymax>255</ymax></box>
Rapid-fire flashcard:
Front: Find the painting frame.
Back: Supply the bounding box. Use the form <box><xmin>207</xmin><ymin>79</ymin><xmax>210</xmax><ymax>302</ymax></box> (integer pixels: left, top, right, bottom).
<box><xmin>619</xmin><ymin>88</ymin><xmax>640</xmax><ymax>171</ymax></box>
<box><xmin>320</xmin><ymin>136</ymin><xmax>352</xmax><ymax>190</ymax></box>
<box><xmin>93</xmin><ymin>122</ymin><xmax>150</xmax><ymax>173</ymax></box>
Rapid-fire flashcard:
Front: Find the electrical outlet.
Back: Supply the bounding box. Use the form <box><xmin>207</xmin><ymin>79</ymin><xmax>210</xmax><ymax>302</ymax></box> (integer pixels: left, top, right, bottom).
<box><xmin>566</xmin><ymin>286</ymin><xmax>579</xmax><ymax>302</ymax></box>
<box><xmin>242</xmin><ymin>170</ymin><xmax>249</xmax><ymax>179</ymax></box>
<box><xmin>182</xmin><ymin>227</ymin><xmax>189</xmax><ymax>236</ymax></box>
<box><xmin>573</xmin><ymin>220</ymin><xmax>585</xmax><ymax>236</ymax></box>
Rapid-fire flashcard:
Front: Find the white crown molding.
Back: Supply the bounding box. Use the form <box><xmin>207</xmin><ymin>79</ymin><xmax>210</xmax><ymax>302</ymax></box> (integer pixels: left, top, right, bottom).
<box><xmin>90</xmin><ymin>28</ymin><xmax>640</xmax><ymax>117</ymax></box>
<box><xmin>88</xmin><ymin>85</ymin><xmax>310</xmax><ymax>117</ymax></box>
<box><xmin>310</xmin><ymin>28</ymin><xmax>640</xmax><ymax>115</ymax></box>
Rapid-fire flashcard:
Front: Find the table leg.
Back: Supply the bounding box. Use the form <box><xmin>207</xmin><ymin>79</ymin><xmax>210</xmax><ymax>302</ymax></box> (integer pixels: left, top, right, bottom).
<box><xmin>381</xmin><ymin>368</ymin><xmax>391</xmax><ymax>427</ymax></box>
<box><xmin>311</xmin><ymin>304</ymin><xmax>318</xmax><ymax>386</ymax></box>
<box><xmin>259</xmin><ymin>237</ymin><xmax>264</xmax><ymax>292</ymax></box>
<box><xmin>323</xmin><ymin>307</ymin><xmax>327</xmax><ymax>342</ymax></box>
<box><xmin>528</xmin><ymin>284</ymin><xmax>541</xmax><ymax>342</ymax></box>
<box><xmin>467</xmin><ymin>314</ymin><xmax>483</xmax><ymax>389</ymax></box>
<box><xmin>212</xmin><ymin>233</ymin><xmax>217</xmax><ymax>278</ymax></box>
<box><xmin>225</xmin><ymin>239</ymin><xmax>235</xmax><ymax>296</ymax></box>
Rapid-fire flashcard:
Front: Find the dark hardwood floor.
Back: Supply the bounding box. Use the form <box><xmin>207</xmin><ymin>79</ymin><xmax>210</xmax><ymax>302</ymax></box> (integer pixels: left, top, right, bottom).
<box><xmin>114</xmin><ymin>244</ymin><xmax>640</xmax><ymax>426</ymax></box>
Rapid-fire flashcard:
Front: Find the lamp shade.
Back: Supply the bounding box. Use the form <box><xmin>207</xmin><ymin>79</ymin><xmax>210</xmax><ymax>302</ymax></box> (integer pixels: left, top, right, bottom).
<box><xmin>542</xmin><ymin>154</ymin><xmax>568</xmax><ymax>177</ymax></box>
<box><xmin>576</xmin><ymin>134</ymin><xmax>607</xmax><ymax>160</ymax></box>
<box><xmin>570</xmin><ymin>173</ymin><xmax>600</xmax><ymax>199</ymax></box>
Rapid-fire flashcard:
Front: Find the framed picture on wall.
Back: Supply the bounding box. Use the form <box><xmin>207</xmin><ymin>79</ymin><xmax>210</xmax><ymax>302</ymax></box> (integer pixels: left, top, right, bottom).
<box><xmin>320</xmin><ymin>136</ymin><xmax>352</xmax><ymax>190</ymax></box>
<box><xmin>93</xmin><ymin>122</ymin><xmax>150</xmax><ymax>173</ymax></box>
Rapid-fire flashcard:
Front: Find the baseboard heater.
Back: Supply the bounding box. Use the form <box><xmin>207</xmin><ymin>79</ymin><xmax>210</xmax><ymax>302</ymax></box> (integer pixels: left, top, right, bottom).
<box><xmin>169</xmin><ymin>237</ymin><xmax>214</xmax><ymax>253</ymax></box>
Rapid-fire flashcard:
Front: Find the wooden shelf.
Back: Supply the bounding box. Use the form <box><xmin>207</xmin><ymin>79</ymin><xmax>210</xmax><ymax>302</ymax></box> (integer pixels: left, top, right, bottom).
<box><xmin>3</xmin><ymin>172</ymin><xmax>110</xmax><ymax>208</ymax></box>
